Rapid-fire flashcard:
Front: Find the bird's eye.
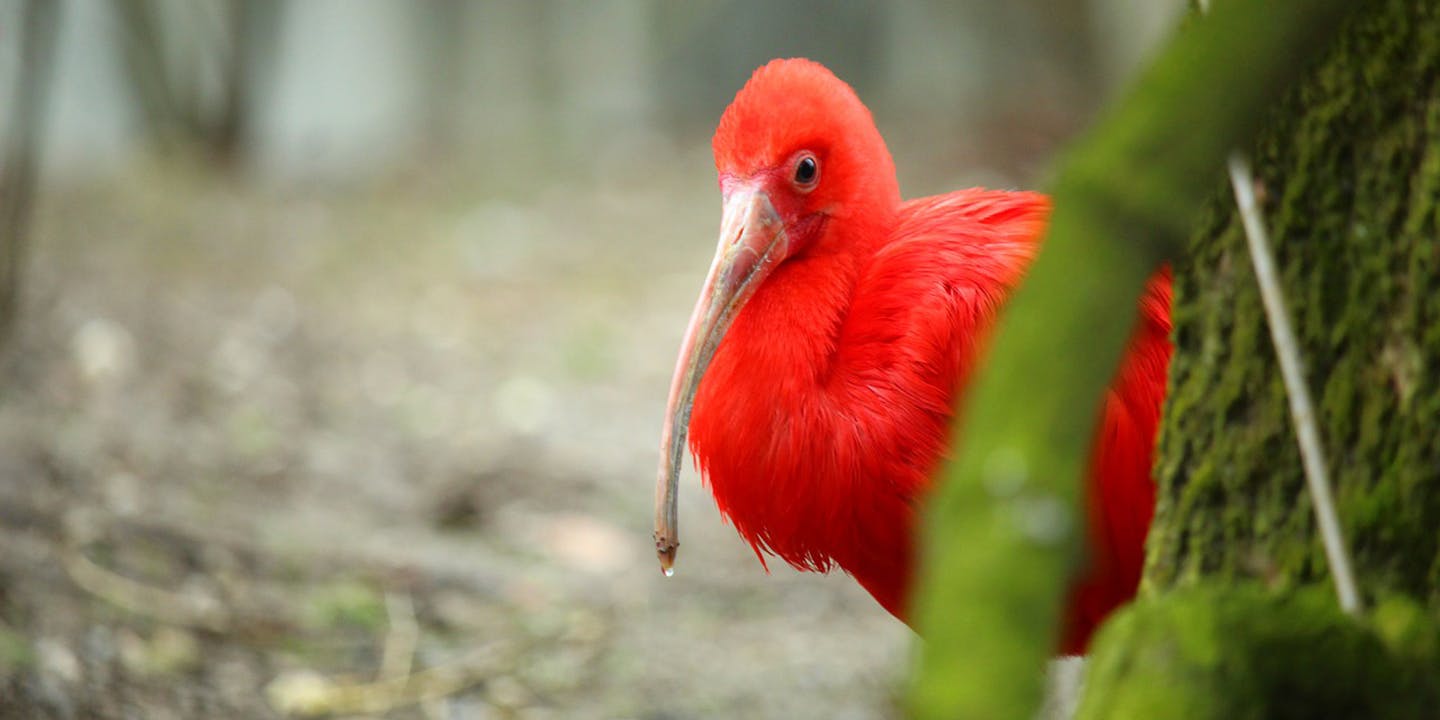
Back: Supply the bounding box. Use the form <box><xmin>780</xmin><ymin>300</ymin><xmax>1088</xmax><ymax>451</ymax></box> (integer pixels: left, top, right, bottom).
<box><xmin>792</xmin><ymin>154</ymin><xmax>819</xmax><ymax>190</ymax></box>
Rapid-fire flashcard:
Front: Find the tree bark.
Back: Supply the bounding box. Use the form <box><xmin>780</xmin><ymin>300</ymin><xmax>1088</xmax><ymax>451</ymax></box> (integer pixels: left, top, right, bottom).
<box><xmin>908</xmin><ymin>0</ymin><xmax>1359</xmax><ymax>716</ymax></box>
<box><xmin>0</xmin><ymin>0</ymin><xmax>61</xmax><ymax>350</ymax></box>
<box><xmin>1147</xmin><ymin>0</ymin><xmax>1440</xmax><ymax>611</ymax></box>
<box><xmin>1080</xmin><ymin>1</ymin><xmax>1440</xmax><ymax>716</ymax></box>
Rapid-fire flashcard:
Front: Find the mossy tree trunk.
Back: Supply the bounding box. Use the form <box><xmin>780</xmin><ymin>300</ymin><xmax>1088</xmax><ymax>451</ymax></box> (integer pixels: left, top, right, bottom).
<box><xmin>1147</xmin><ymin>0</ymin><xmax>1440</xmax><ymax>611</ymax></box>
<box><xmin>1079</xmin><ymin>2</ymin><xmax>1440</xmax><ymax>716</ymax></box>
<box><xmin>909</xmin><ymin>0</ymin><xmax>1362</xmax><ymax>716</ymax></box>
<box><xmin>914</xmin><ymin>0</ymin><xmax>1440</xmax><ymax>717</ymax></box>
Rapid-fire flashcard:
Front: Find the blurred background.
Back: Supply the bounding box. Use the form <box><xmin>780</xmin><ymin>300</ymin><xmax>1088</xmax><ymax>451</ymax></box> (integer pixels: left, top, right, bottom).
<box><xmin>0</xmin><ymin>1</ymin><xmax>1180</xmax><ymax>718</ymax></box>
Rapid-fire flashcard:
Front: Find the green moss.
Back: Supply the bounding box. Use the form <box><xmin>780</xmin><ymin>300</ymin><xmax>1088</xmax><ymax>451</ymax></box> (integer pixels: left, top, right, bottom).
<box><xmin>301</xmin><ymin>580</ymin><xmax>387</xmax><ymax>633</ymax></box>
<box><xmin>1372</xmin><ymin>595</ymin><xmax>1438</xmax><ymax>657</ymax></box>
<box><xmin>1149</xmin><ymin>0</ymin><xmax>1440</xmax><ymax>608</ymax></box>
<box><xmin>1079</xmin><ymin>584</ymin><xmax>1440</xmax><ymax>720</ymax></box>
<box><xmin>0</xmin><ymin>624</ymin><xmax>33</xmax><ymax>673</ymax></box>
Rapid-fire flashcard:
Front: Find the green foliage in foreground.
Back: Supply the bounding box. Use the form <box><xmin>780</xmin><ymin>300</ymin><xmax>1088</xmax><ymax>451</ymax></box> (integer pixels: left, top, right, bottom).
<box><xmin>1079</xmin><ymin>584</ymin><xmax>1440</xmax><ymax>720</ymax></box>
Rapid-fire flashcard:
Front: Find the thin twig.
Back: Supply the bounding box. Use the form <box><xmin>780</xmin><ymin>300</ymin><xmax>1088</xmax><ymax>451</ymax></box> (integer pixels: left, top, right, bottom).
<box><xmin>1226</xmin><ymin>153</ymin><xmax>1362</xmax><ymax>615</ymax></box>
<box><xmin>63</xmin><ymin>548</ymin><xmax>233</xmax><ymax>633</ymax></box>
<box><xmin>266</xmin><ymin>644</ymin><xmax>507</xmax><ymax>717</ymax></box>
<box><xmin>379</xmin><ymin>591</ymin><xmax>419</xmax><ymax>681</ymax></box>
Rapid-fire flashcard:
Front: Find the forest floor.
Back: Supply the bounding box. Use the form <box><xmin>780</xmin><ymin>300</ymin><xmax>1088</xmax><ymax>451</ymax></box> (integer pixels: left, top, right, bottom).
<box><xmin>0</xmin><ymin>142</ymin><xmax>1020</xmax><ymax>718</ymax></box>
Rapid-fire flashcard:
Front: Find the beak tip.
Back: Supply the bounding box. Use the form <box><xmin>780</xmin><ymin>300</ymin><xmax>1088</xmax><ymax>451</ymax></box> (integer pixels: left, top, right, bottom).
<box><xmin>655</xmin><ymin>537</ymin><xmax>678</xmax><ymax>576</ymax></box>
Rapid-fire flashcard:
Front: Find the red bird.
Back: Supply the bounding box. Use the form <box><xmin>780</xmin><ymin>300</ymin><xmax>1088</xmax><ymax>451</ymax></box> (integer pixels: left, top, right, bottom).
<box><xmin>654</xmin><ymin>58</ymin><xmax>1171</xmax><ymax>653</ymax></box>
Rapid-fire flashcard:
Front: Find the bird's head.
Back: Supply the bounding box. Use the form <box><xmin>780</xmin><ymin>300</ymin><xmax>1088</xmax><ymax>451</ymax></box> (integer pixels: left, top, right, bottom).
<box><xmin>654</xmin><ymin>58</ymin><xmax>898</xmax><ymax>573</ymax></box>
<box><xmin>711</xmin><ymin>58</ymin><xmax>901</xmax><ymax>258</ymax></box>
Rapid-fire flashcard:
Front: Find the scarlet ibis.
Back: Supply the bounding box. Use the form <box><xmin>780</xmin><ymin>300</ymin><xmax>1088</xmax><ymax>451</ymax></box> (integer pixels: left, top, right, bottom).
<box><xmin>654</xmin><ymin>58</ymin><xmax>1171</xmax><ymax>653</ymax></box>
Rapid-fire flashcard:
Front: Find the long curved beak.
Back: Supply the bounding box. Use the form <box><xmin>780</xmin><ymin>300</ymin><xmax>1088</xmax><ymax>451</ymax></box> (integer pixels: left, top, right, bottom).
<box><xmin>654</xmin><ymin>189</ymin><xmax>787</xmax><ymax>575</ymax></box>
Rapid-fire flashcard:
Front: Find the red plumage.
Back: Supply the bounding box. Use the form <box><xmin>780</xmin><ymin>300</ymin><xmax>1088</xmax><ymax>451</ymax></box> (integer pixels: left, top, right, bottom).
<box><xmin>659</xmin><ymin>58</ymin><xmax>1171</xmax><ymax>654</ymax></box>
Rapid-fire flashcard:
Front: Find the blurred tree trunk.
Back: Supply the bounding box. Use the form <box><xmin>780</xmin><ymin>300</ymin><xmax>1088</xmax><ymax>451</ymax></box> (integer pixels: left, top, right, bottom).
<box><xmin>419</xmin><ymin>0</ymin><xmax>466</xmax><ymax>151</ymax></box>
<box><xmin>113</xmin><ymin>0</ymin><xmax>180</xmax><ymax>145</ymax></box>
<box><xmin>113</xmin><ymin>0</ymin><xmax>279</xmax><ymax>164</ymax></box>
<box><xmin>210</xmin><ymin>0</ymin><xmax>281</xmax><ymax>165</ymax></box>
<box><xmin>0</xmin><ymin>0</ymin><xmax>61</xmax><ymax>349</ymax></box>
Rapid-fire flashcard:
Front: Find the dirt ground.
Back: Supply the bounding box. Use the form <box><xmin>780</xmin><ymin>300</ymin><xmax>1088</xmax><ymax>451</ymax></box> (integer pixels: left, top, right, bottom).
<box><xmin>0</xmin><ymin>137</ymin><xmax>1036</xmax><ymax>718</ymax></box>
